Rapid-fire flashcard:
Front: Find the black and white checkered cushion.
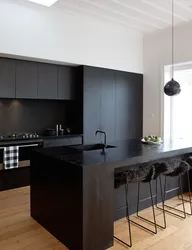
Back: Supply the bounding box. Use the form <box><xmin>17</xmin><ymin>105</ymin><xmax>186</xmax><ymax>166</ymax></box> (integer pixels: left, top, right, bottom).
<box><xmin>4</xmin><ymin>146</ymin><xmax>19</xmax><ymax>169</ymax></box>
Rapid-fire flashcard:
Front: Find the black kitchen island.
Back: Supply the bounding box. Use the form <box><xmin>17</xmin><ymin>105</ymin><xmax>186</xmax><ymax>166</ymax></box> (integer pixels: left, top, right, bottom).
<box><xmin>30</xmin><ymin>139</ymin><xmax>192</xmax><ymax>250</ymax></box>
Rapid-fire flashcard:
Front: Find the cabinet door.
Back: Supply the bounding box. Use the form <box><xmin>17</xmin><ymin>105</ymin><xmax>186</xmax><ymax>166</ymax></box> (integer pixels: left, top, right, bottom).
<box><xmin>16</xmin><ymin>61</ymin><xmax>38</xmax><ymax>99</ymax></box>
<box><xmin>127</xmin><ymin>73</ymin><xmax>143</xmax><ymax>138</ymax></box>
<box><xmin>38</xmin><ymin>63</ymin><xmax>57</xmax><ymax>99</ymax></box>
<box><xmin>83</xmin><ymin>66</ymin><xmax>102</xmax><ymax>144</ymax></box>
<box><xmin>115</xmin><ymin>71</ymin><xmax>130</xmax><ymax>140</ymax></box>
<box><xmin>58</xmin><ymin>66</ymin><xmax>73</xmax><ymax>100</ymax></box>
<box><xmin>100</xmin><ymin>69</ymin><xmax>116</xmax><ymax>143</ymax></box>
<box><xmin>0</xmin><ymin>58</ymin><xmax>15</xmax><ymax>98</ymax></box>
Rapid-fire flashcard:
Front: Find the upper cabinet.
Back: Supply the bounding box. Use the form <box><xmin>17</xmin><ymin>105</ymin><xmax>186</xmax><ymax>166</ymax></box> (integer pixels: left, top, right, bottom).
<box><xmin>0</xmin><ymin>58</ymin><xmax>15</xmax><ymax>98</ymax></box>
<box><xmin>16</xmin><ymin>61</ymin><xmax>38</xmax><ymax>99</ymax></box>
<box><xmin>0</xmin><ymin>58</ymin><xmax>76</xmax><ymax>100</ymax></box>
<box><xmin>38</xmin><ymin>63</ymin><xmax>58</xmax><ymax>100</ymax></box>
<box><xmin>58</xmin><ymin>66</ymin><xmax>74</xmax><ymax>100</ymax></box>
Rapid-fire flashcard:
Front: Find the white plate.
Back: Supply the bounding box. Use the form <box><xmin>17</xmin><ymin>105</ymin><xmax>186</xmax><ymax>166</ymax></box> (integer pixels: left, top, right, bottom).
<box><xmin>141</xmin><ymin>138</ymin><xmax>163</xmax><ymax>145</ymax></box>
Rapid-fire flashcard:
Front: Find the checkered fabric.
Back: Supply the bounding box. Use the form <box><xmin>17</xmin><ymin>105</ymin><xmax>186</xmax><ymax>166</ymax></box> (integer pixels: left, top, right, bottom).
<box><xmin>4</xmin><ymin>146</ymin><xmax>19</xmax><ymax>169</ymax></box>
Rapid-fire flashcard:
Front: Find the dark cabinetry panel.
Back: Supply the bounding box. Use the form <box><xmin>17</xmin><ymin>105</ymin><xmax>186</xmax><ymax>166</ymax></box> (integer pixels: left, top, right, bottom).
<box><xmin>16</xmin><ymin>61</ymin><xmax>38</xmax><ymax>99</ymax></box>
<box><xmin>38</xmin><ymin>63</ymin><xmax>58</xmax><ymax>99</ymax></box>
<box><xmin>0</xmin><ymin>58</ymin><xmax>15</xmax><ymax>98</ymax></box>
<box><xmin>0</xmin><ymin>58</ymin><xmax>76</xmax><ymax>100</ymax></box>
<box><xmin>58</xmin><ymin>66</ymin><xmax>74</xmax><ymax>100</ymax></box>
<box><xmin>83</xmin><ymin>66</ymin><xmax>143</xmax><ymax>144</ymax></box>
<box><xmin>83</xmin><ymin>67</ymin><xmax>101</xmax><ymax>144</ymax></box>
<box><xmin>100</xmin><ymin>69</ymin><xmax>116</xmax><ymax>142</ymax></box>
<box><xmin>115</xmin><ymin>71</ymin><xmax>130</xmax><ymax>140</ymax></box>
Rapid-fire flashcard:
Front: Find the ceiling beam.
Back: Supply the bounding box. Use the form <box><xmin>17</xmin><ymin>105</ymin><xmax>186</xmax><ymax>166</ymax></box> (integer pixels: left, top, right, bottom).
<box><xmin>57</xmin><ymin>0</ymin><xmax>149</xmax><ymax>33</ymax></box>
<box><xmin>142</xmin><ymin>0</ymin><xmax>189</xmax><ymax>22</ymax></box>
<box><xmin>112</xmin><ymin>0</ymin><xmax>171</xmax><ymax>25</ymax></box>
<box><xmin>82</xmin><ymin>0</ymin><xmax>164</xmax><ymax>29</ymax></box>
<box><xmin>175</xmin><ymin>0</ymin><xmax>192</xmax><ymax>13</ymax></box>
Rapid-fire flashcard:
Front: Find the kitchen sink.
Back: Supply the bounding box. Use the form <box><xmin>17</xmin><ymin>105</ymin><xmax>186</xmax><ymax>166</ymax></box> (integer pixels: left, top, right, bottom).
<box><xmin>70</xmin><ymin>143</ymin><xmax>116</xmax><ymax>151</ymax></box>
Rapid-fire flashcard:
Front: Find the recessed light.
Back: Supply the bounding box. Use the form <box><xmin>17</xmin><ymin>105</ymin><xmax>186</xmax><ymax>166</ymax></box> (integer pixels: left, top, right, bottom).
<box><xmin>28</xmin><ymin>0</ymin><xmax>58</xmax><ymax>7</ymax></box>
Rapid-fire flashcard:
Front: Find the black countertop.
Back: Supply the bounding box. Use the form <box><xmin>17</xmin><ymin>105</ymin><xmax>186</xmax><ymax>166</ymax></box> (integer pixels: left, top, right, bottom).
<box><xmin>35</xmin><ymin>139</ymin><xmax>192</xmax><ymax>169</ymax></box>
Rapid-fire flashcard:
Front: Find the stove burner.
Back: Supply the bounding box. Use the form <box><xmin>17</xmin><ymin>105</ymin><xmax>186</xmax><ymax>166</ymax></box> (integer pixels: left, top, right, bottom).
<box><xmin>0</xmin><ymin>133</ymin><xmax>40</xmax><ymax>141</ymax></box>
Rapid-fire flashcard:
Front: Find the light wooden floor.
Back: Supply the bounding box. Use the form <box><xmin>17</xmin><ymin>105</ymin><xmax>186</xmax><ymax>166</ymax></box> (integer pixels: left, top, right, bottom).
<box><xmin>0</xmin><ymin>187</ymin><xmax>192</xmax><ymax>250</ymax></box>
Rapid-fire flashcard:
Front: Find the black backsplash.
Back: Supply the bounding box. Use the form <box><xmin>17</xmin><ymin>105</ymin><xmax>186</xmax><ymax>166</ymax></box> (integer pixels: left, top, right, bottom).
<box><xmin>0</xmin><ymin>99</ymin><xmax>82</xmax><ymax>135</ymax></box>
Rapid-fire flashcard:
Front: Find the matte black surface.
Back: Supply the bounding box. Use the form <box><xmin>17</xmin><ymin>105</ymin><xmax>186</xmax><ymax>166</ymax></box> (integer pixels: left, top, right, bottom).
<box><xmin>0</xmin><ymin>167</ymin><xmax>30</xmax><ymax>191</ymax></box>
<box><xmin>38</xmin><ymin>63</ymin><xmax>58</xmax><ymax>99</ymax></box>
<box><xmin>31</xmin><ymin>139</ymin><xmax>192</xmax><ymax>250</ymax></box>
<box><xmin>0</xmin><ymin>58</ymin><xmax>15</xmax><ymax>98</ymax></box>
<box><xmin>31</xmin><ymin>153</ymin><xmax>83</xmax><ymax>250</ymax></box>
<box><xmin>83</xmin><ymin>66</ymin><xmax>143</xmax><ymax>144</ymax></box>
<box><xmin>58</xmin><ymin>66</ymin><xmax>74</xmax><ymax>100</ymax></box>
<box><xmin>0</xmin><ymin>99</ymin><xmax>83</xmax><ymax>134</ymax></box>
<box><xmin>0</xmin><ymin>58</ymin><xmax>82</xmax><ymax>100</ymax></box>
<box><xmin>115</xmin><ymin>71</ymin><xmax>143</xmax><ymax>140</ymax></box>
<box><xmin>43</xmin><ymin>136</ymin><xmax>82</xmax><ymax>148</ymax></box>
<box><xmin>101</xmin><ymin>68</ymin><xmax>116</xmax><ymax>142</ymax></box>
<box><xmin>41</xmin><ymin>139</ymin><xmax>192</xmax><ymax>168</ymax></box>
<box><xmin>16</xmin><ymin>60</ymin><xmax>38</xmax><ymax>99</ymax></box>
<box><xmin>42</xmin><ymin>134</ymin><xmax>83</xmax><ymax>140</ymax></box>
<box><xmin>83</xmin><ymin>66</ymin><xmax>101</xmax><ymax>144</ymax></box>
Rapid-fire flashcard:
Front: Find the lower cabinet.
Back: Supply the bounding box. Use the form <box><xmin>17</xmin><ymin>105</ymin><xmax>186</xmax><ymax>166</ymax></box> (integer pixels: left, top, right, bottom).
<box><xmin>0</xmin><ymin>167</ymin><xmax>30</xmax><ymax>191</ymax></box>
<box><xmin>44</xmin><ymin>137</ymin><xmax>82</xmax><ymax>148</ymax></box>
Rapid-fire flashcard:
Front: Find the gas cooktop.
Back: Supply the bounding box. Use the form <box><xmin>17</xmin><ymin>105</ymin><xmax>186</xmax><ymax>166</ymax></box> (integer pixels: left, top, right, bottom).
<box><xmin>0</xmin><ymin>133</ymin><xmax>40</xmax><ymax>141</ymax></box>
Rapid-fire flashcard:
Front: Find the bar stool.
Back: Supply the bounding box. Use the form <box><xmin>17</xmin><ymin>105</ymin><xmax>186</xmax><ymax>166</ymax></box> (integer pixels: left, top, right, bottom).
<box><xmin>156</xmin><ymin>159</ymin><xmax>190</xmax><ymax>219</ymax></box>
<box><xmin>114</xmin><ymin>164</ymin><xmax>165</xmax><ymax>247</ymax></box>
<box><xmin>138</xmin><ymin>163</ymin><xmax>166</xmax><ymax>230</ymax></box>
<box><xmin>177</xmin><ymin>156</ymin><xmax>192</xmax><ymax>215</ymax></box>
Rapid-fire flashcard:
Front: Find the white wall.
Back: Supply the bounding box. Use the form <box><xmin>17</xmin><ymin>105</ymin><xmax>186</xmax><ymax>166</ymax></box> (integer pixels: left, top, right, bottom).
<box><xmin>143</xmin><ymin>21</ymin><xmax>192</xmax><ymax>136</ymax></box>
<box><xmin>0</xmin><ymin>0</ymin><xmax>143</xmax><ymax>73</ymax></box>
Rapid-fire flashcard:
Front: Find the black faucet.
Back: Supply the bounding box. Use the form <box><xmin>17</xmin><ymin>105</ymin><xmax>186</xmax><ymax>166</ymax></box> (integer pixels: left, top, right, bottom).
<box><xmin>95</xmin><ymin>130</ymin><xmax>107</xmax><ymax>148</ymax></box>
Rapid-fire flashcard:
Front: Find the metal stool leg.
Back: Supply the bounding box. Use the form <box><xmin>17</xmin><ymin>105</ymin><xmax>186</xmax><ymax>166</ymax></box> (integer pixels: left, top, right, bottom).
<box><xmin>178</xmin><ymin>171</ymin><xmax>192</xmax><ymax>215</ymax></box>
<box><xmin>128</xmin><ymin>181</ymin><xmax>157</xmax><ymax>235</ymax></box>
<box><xmin>137</xmin><ymin>181</ymin><xmax>158</xmax><ymax>233</ymax></box>
<box><xmin>156</xmin><ymin>175</ymin><xmax>186</xmax><ymax>219</ymax></box>
<box><xmin>114</xmin><ymin>180</ymin><xmax>132</xmax><ymax>247</ymax></box>
<box><xmin>153</xmin><ymin>175</ymin><xmax>167</xmax><ymax>229</ymax></box>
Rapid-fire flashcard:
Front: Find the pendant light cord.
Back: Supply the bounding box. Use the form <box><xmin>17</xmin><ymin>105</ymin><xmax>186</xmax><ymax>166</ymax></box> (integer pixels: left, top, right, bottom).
<box><xmin>172</xmin><ymin>0</ymin><xmax>174</xmax><ymax>79</ymax></box>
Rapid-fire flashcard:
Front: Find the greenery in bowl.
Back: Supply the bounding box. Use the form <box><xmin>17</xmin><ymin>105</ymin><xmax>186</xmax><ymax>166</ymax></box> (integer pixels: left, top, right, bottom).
<box><xmin>144</xmin><ymin>135</ymin><xmax>162</xmax><ymax>142</ymax></box>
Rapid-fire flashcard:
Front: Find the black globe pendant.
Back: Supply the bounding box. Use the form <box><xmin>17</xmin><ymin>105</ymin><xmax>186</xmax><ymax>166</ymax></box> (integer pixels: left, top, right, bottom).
<box><xmin>164</xmin><ymin>0</ymin><xmax>181</xmax><ymax>97</ymax></box>
<box><xmin>164</xmin><ymin>78</ymin><xmax>181</xmax><ymax>96</ymax></box>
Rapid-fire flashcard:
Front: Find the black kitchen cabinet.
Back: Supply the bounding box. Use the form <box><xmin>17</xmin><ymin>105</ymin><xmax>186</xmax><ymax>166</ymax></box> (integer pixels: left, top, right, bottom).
<box><xmin>0</xmin><ymin>58</ymin><xmax>15</xmax><ymax>98</ymax></box>
<box><xmin>44</xmin><ymin>137</ymin><xmax>82</xmax><ymax>148</ymax></box>
<box><xmin>83</xmin><ymin>66</ymin><xmax>143</xmax><ymax>144</ymax></box>
<box><xmin>38</xmin><ymin>63</ymin><xmax>58</xmax><ymax>100</ymax></box>
<box><xmin>115</xmin><ymin>71</ymin><xmax>143</xmax><ymax>140</ymax></box>
<box><xmin>58</xmin><ymin>66</ymin><xmax>74</xmax><ymax>100</ymax></box>
<box><xmin>83</xmin><ymin>66</ymin><xmax>102</xmax><ymax>144</ymax></box>
<box><xmin>16</xmin><ymin>61</ymin><xmax>38</xmax><ymax>99</ymax></box>
<box><xmin>115</xmin><ymin>71</ymin><xmax>130</xmax><ymax>140</ymax></box>
<box><xmin>100</xmin><ymin>69</ymin><xmax>116</xmax><ymax>142</ymax></box>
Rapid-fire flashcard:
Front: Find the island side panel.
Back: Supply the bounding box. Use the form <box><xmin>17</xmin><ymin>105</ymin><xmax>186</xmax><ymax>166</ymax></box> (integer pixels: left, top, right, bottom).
<box><xmin>83</xmin><ymin>163</ymin><xmax>114</xmax><ymax>250</ymax></box>
<box><xmin>31</xmin><ymin>151</ymin><xmax>83</xmax><ymax>250</ymax></box>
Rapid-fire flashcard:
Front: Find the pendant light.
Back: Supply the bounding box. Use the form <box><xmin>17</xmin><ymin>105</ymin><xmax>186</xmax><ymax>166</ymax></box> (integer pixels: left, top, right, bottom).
<box><xmin>164</xmin><ymin>0</ymin><xmax>181</xmax><ymax>96</ymax></box>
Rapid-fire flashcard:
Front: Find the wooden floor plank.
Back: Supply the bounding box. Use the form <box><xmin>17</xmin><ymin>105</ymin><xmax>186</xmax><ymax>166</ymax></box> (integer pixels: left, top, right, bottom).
<box><xmin>0</xmin><ymin>187</ymin><xmax>192</xmax><ymax>250</ymax></box>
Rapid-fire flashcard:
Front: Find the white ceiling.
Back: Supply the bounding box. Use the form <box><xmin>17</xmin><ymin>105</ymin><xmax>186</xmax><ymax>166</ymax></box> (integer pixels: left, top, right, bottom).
<box><xmin>49</xmin><ymin>0</ymin><xmax>192</xmax><ymax>35</ymax></box>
